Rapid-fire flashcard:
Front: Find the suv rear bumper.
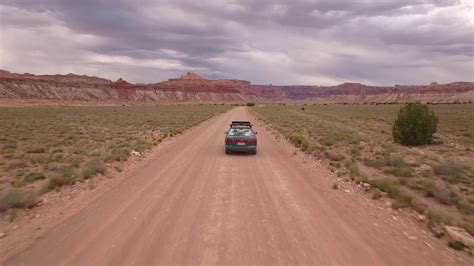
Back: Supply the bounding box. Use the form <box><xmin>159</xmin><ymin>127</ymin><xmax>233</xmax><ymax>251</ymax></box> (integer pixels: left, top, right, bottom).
<box><xmin>225</xmin><ymin>145</ymin><xmax>257</xmax><ymax>153</ymax></box>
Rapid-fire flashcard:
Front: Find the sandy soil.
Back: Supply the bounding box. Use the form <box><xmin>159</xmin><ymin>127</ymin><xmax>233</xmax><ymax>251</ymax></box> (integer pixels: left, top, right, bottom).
<box><xmin>2</xmin><ymin>107</ymin><xmax>472</xmax><ymax>265</ymax></box>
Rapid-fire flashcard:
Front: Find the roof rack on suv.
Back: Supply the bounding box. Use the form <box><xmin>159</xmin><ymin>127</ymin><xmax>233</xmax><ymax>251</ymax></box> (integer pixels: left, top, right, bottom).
<box><xmin>230</xmin><ymin>121</ymin><xmax>252</xmax><ymax>128</ymax></box>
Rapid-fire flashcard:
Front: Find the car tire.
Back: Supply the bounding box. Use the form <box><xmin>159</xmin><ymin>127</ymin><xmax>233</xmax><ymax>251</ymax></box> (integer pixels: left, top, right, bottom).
<box><xmin>252</xmin><ymin>150</ymin><xmax>257</xmax><ymax>155</ymax></box>
<box><xmin>225</xmin><ymin>149</ymin><xmax>230</xmax><ymax>154</ymax></box>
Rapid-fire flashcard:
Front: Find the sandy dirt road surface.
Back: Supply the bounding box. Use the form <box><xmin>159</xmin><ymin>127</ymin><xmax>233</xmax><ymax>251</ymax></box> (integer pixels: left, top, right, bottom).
<box><xmin>5</xmin><ymin>107</ymin><xmax>471</xmax><ymax>265</ymax></box>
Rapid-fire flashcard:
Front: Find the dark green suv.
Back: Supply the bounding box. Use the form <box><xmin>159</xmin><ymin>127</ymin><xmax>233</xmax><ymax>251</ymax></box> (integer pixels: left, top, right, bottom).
<box><xmin>224</xmin><ymin>121</ymin><xmax>257</xmax><ymax>154</ymax></box>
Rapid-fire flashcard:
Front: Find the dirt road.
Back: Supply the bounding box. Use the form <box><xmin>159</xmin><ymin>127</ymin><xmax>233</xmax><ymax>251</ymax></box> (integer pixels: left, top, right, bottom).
<box><xmin>5</xmin><ymin>107</ymin><xmax>469</xmax><ymax>265</ymax></box>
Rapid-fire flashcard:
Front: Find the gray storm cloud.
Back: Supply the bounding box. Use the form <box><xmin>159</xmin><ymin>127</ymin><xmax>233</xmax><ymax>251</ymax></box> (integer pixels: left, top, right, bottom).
<box><xmin>0</xmin><ymin>0</ymin><xmax>473</xmax><ymax>85</ymax></box>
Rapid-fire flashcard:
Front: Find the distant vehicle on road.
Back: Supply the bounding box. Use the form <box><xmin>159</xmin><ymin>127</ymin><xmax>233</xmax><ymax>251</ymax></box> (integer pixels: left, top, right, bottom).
<box><xmin>224</xmin><ymin>121</ymin><xmax>257</xmax><ymax>154</ymax></box>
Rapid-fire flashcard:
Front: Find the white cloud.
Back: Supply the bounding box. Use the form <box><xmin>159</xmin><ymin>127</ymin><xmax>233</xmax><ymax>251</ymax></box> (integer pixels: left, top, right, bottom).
<box><xmin>0</xmin><ymin>0</ymin><xmax>472</xmax><ymax>85</ymax></box>
<box><xmin>85</xmin><ymin>53</ymin><xmax>191</xmax><ymax>70</ymax></box>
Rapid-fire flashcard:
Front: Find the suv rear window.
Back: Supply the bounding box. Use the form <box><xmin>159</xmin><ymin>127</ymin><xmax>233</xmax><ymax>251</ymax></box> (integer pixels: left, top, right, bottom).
<box><xmin>228</xmin><ymin>128</ymin><xmax>254</xmax><ymax>137</ymax></box>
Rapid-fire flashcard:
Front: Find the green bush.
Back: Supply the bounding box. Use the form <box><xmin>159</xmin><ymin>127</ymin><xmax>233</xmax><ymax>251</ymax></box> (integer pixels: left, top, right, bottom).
<box><xmin>82</xmin><ymin>159</ymin><xmax>107</xmax><ymax>179</ymax></box>
<box><xmin>0</xmin><ymin>190</ymin><xmax>37</xmax><ymax>212</ymax></box>
<box><xmin>392</xmin><ymin>194</ymin><xmax>413</xmax><ymax>209</ymax></box>
<box><xmin>370</xmin><ymin>179</ymin><xmax>400</xmax><ymax>198</ymax></box>
<box><xmin>448</xmin><ymin>241</ymin><xmax>465</xmax><ymax>250</ymax></box>
<box><xmin>420</xmin><ymin>180</ymin><xmax>437</xmax><ymax>197</ymax></box>
<box><xmin>82</xmin><ymin>170</ymin><xmax>94</xmax><ymax>179</ymax></box>
<box><xmin>246</xmin><ymin>102</ymin><xmax>256</xmax><ymax>106</ymax></box>
<box><xmin>392</xmin><ymin>103</ymin><xmax>438</xmax><ymax>146</ymax></box>
<box><xmin>110</xmin><ymin>147</ymin><xmax>130</xmax><ymax>161</ymax></box>
<box><xmin>23</xmin><ymin>172</ymin><xmax>45</xmax><ymax>182</ymax></box>
<box><xmin>48</xmin><ymin>175</ymin><xmax>66</xmax><ymax>188</ymax></box>
<box><xmin>132</xmin><ymin>139</ymin><xmax>152</xmax><ymax>152</ymax></box>
<box><xmin>62</xmin><ymin>168</ymin><xmax>77</xmax><ymax>184</ymax></box>
<box><xmin>289</xmin><ymin>134</ymin><xmax>310</xmax><ymax>150</ymax></box>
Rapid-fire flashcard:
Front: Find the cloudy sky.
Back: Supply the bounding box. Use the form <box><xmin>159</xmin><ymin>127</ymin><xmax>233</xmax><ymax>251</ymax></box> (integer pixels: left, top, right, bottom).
<box><xmin>0</xmin><ymin>0</ymin><xmax>473</xmax><ymax>85</ymax></box>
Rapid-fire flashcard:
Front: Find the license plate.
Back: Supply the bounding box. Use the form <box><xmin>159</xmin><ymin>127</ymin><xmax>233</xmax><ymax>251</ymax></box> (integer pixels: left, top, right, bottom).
<box><xmin>237</xmin><ymin>142</ymin><xmax>245</xmax><ymax>146</ymax></box>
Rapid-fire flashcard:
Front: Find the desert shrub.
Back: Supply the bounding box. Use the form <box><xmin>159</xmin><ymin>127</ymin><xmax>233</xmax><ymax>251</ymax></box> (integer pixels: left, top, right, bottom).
<box><xmin>2</xmin><ymin>143</ymin><xmax>17</xmax><ymax>149</ymax></box>
<box><xmin>82</xmin><ymin>170</ymin><xmax>93</xmax><ymax>179</ymax></box>
<box><xmin>0</xmin><ymin>190</ymin><xmax>37</xmax><ymax>212</ymax></box>
<box><xmin>365</xmin><ymin>154</ymin><xmax>413</xmax><ymax>177</ymax></box>
<box><xmin>51</xmin><ymin>148</ymin><xmax>63</xmax><ymax>153</ymax></box>
<box><xmin>432</xmin><ymin>188</ymin><xmax>460</xmax><ymax>205</ymax></box>
<box><xmin>10</xmin><ymin>179</ymin><xmax>23</xmax><ymax>188</ymax></box>
<box><xmin>322</xmin><ymin>139</ymin><xmax>334</xmax><ymax>146</ymax></box>
<box><xmin>289</xmin><ymin>134</ymin><xmax>310</xmax><ymax>150</ymax></box>
<box><xmin>432</xmin><ymin>189</ymin><xmax>451</xmax><ymax>204</ymax></box>
<box><xmin>356</xmin><ymin>173</ymin><xmax>369</xmax><ymax>184</ymax></box>
<box><xmin>392</xmin><ymin>193</ymin><xmax>413</xmax><ymax>209</ymax></box>
<box><xmin>448</xmin><ymin>241</ymin><xmax>465</xmax><ymax>250</ymax></box>
<box><xmin>421</xmin><ymin>180</ymin><xmax>437</xmax><ymax>197</ymax></box>
<box><xmin>62</xmin><ymin>168</ymin><xmax>77</xmax><ymax>184</ymax></box>
<box><xmin>9</xmin><ymin>164</ymin><xmax>25</xmax><ymax>175</ymax></box>
<box><xmin>387</xmin><ymin>155</ymin><xmax>406</xmax><ymax>168</ymax></box>
<box><xmin>326</xmin><ymin>150</ymin><xmax>345</xmax><ymax>161</ymax></box>
<box><xmin>392</xmin><ymin>103</ymin><xmax>438</xmax><ymax>146</ymax></box>
<box><xmin>167</xmin><ymin>128</ymin><xmax>178</xmax><ymax>137</ymax></box>
<box><xmin>132</xmin><ymin>139</ymin><xmax>152</xmax><ymax>152</ymax></box>
<box><xmin>53</xmin><ymin>153</ymin><xmax>64</xmax><ymax>162</ymax></box>
<box><xmin>427</xmin><ymin>210</ymin><xmax>452</xmax><ymax>226</ymax></box>
<box><xmin>364</xmin><ymin>157</ymin><xmax>386</xmax><ymax>168</ymax></box>
<box><xmin>410</xmin><ymin>199</ymin><xmax>428</xmax><ymax>214</ymax></box>
<box><xmin>370</xmin><ymin>179</ymin><xmax>400</xmax><ymax>198</ymax></box>
<box><xmin>433</xmin><ymin>160</ymin><xmax>470</xmax><ymax>183</ymax></box>
<box><xmin>82</xmin><ymin>159</ymin><xmax>106</xmax><ymax>179</ymax></box>
<box><xmin>73</xmin><ymin>148</ymin><xmax>86</xmax><ymax>155</ymax></box>
<box><xmin>27</xmin><ymin>147</ymin><xmax>47</xmax><ymax>153</ymax></box>
<box><xmin>110</xmin><ymin>147</ymin><xmax>130</xmax><ymax>161</ymax></box>
<box><xmin>23</xmin><ymin>172</ymin><xmax>45</xmax><ymax>182</ymax></box>
<box><xmin>383</xmin><ymin>166</ymin><xmax>413</xmax><ymax>178</ymax></box>
<box><xmin>384</xmin><ymin>156</ymin><xmax>413</xmax><ymax>177</ymax></box>
<box><xmin>456</xmin><ymin>200</ymin><xmax>474</xmax><ymax>215</ymax></box>
<box><xmin>44</xmin><ymin>175</ymin><xmax>66</xmax><ymax>191</ymax></box>
<box><xmin>350</xmin><ymin>145</ymin><xmax>361</xmax><ymax>156</ymax></box>
<box><xmin>371</xmin><ymin>189</ymin><xmax>383</xmax><ymax>200</ymax></box>
<box><xmin>109</xmin><ymin>140</ymin><xmax>130</xmax><ymax>153</ymax></box>
<box><xmin>349</xmin><ymin>163</ymin><xmax>360</xmax><ymax>178</ymax></box>
<box><xmin>160</xmin><ymin>132</ymin><xmax>168</xmax><ymax>140</ymax></box>
<box><xmin>246</xmin><ymin>102</ymin><xmax>256</xmax><ymax>106</ymax></box>
<box><xmin>405</xmin><ymin>178</ymin><xmax>420</xmax><ymax>190</ymax></box>
<box><xmin>449</xmin><ymin>191</ymin><xmax>461</xmax><ymax>203</ymax></box>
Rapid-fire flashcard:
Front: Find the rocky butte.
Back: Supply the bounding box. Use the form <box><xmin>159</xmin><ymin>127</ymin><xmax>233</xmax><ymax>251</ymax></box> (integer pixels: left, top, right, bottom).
<box><xmin>0</xmin><ymin>69</ymin><xmax>473</xmax><ymax>104</ymax></box>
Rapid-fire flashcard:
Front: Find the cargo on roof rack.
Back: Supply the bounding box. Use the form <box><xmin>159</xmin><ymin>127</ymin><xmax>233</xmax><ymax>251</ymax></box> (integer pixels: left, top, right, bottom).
<box><xmin>230</xmin><ymin>121</ymin><xmax>252</xmax><ymax>128</ymax></box>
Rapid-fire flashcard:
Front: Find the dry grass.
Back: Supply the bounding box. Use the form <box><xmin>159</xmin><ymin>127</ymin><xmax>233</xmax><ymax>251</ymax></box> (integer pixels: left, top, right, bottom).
<box><xmin>251</xmin><ymin>103</ymin><xmax>474</xmax><ymax>230</ymax></box>
<box><xmin>0</xmin><ymin>105</ymin><xmax>230</xmax><ymax>212</ymax></box>
<box><xmin>433</xmin><ymin>160</ymin><xmax>470</xmax><ymax>184</ymax></box>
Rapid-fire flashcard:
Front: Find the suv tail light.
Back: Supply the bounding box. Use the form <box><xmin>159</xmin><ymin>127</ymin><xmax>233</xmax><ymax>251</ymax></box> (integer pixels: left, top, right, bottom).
<box><xmin>226</xmin><ymin>138</ymin><xmax>256</xmax><ymax>143</ymax></box>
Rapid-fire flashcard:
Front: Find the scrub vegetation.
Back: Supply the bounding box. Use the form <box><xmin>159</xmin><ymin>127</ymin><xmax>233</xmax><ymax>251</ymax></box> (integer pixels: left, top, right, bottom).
<box><xmin>392</xmin><ymin>103</ymin><xmax>439</xmax><ymax>146</ymax></box>
<box><xmin>251</xmin><ymin>103</ymin><xmax>474</xmax><ymax>233</ymax></box>
<box><xmin>0</xmin><ymin>105</ymin><xmax>229</xmax><ymax>212</ymax></box>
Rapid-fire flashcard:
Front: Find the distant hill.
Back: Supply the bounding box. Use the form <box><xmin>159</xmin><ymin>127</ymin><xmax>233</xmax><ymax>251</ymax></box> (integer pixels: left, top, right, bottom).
<box><xmin>0</xmin><ymin>69</ymin><xmax>473</xmax><ymax>104</ymax></box>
